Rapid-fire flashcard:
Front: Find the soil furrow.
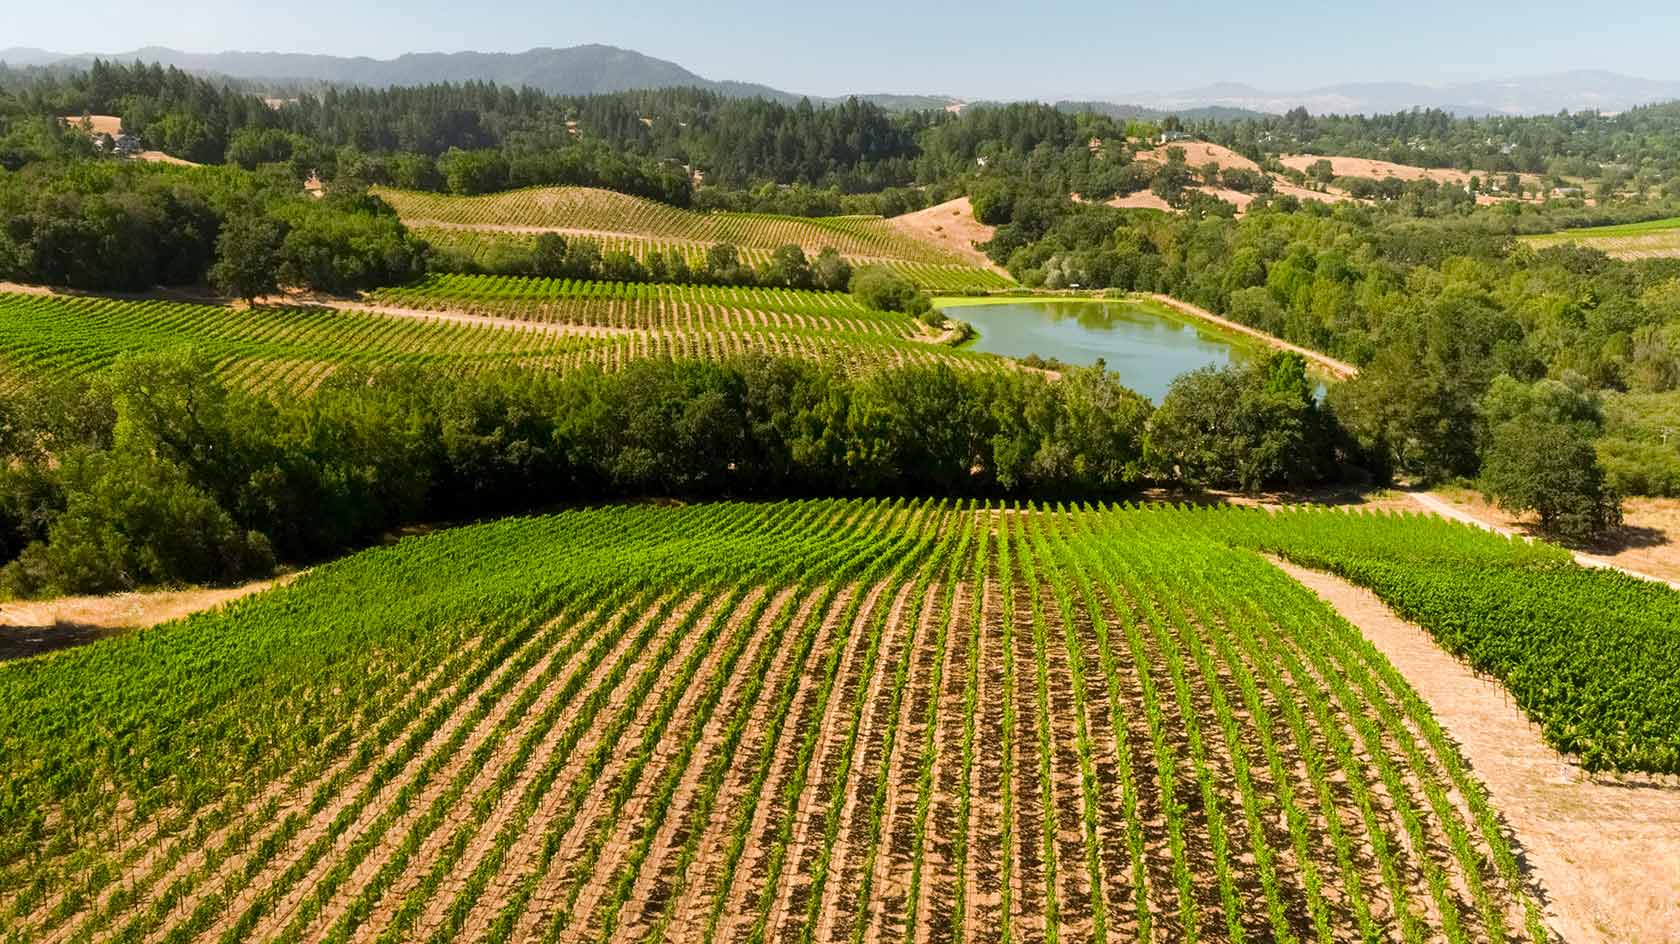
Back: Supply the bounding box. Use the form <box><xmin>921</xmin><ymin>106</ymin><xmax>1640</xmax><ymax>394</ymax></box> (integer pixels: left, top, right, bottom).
<box><xmin>812</xmin><ymin>580</ymin><xmax>936</xmax><ymax>944</ymax></box>
<box><xmin>763</xmin><ymin>579</ymin><xmax>910</xmax><ymax>943</ymax></box>
<box><xmin>555</xmin><ymin>586</ymin><xmax>787</xmax><ymax>942</ymax></box>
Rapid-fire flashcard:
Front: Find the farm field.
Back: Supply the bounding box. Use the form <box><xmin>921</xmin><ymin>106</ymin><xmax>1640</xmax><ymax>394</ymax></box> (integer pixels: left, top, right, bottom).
<box><xmin>373</xmin><ymin>185</ymin><xmax>982</xmax><ymax>269</ymax></box>
<box><xmin>414</xmin><ymin>226</ymin><xmax>1015</xmax><ymax>293</ymax></box>
<box><xmin>1521</xmin><ymin>215</ymin><xmax>1680</xmax><ymax>258</ymax></box>
<box><xmin>11</xmin><ymin>500</ymin><xmax>1680</xmax><ymax>942</ymax></box>
<box><xmin>0</xmin><ymin>285</ymin><xmax>994</xmax><ymax>392</ymax></box>
<box><xmin>0</xmin><ymin>291</ymin><xmax>616</xmax><ymax>394</ymax></box>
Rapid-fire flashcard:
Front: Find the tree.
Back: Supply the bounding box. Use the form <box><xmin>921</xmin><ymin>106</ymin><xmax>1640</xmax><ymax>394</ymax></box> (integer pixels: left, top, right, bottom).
<box><xmin>209</xmin><ymin>216</ymin><xmax>285</xmax><ymax>304</ymax></box>
<box><xmin>811</xmin><ymin>247</ymin><xmax>853</xmax><ymax>292</ymax></box>
<box><xmin>1477</xmin><ymin>375</ymin><xmax>1621</xmax><ymax>541</ymax></box>
<box><xmin>849</xmin><ymin>266</ymin><xmax>928</xmax><ymax>315</ymax></box>
<box><xmin>438</xmin><ymin>148</ymin><xmax>509</xmax><ymax>195</ymax></box>
<box><xmin>1308</xmin><ymin>159</ymin><xmax>1335</xmax><ymax>184</ymax></box>
<box><xmin>562</xmin><ymin>237</ymin><xmax>603</xmax><ymax>279</ymax></box>
<box><xmin>1481</xmin><ymin>418</ymin><xmax>1621</xmax><ymax>542</ymax></box>
<box><xmin>1146</xmin><ymin>354</ymin><xmax>1336</xmax><ymax>492</ymax></box>
<box><xmin>703</xmin><ymin>243</ymin><xmax>751</xmax><ymax>285</ymax></box>
<box><xmin>758</xmin><ymin>244</ymin><xmax>812</xmax><ymax>289</ymax></box>
<box><xmin>531</xmin><ymin>233</ymin><xmax>568</xmax><ymax>278</ymax></box>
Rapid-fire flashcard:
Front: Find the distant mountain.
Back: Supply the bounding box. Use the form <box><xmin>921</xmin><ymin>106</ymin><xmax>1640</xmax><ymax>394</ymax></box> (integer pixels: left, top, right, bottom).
<box><xmin>1052</xmin><ymin>100</ymin><xmax>1269</xmax><ymax>123</ymax></box>
<box><xmin>9</xmin><ymin>45</ymin><xmax>1676</xmax><ymax>119</ymax></box>
<box><xmin>2</xmin><ymin>44</ymin><xmax>805</xmax><ymax>103</ymax></box>
<box><xmin>852</xmin><ymin>94</ymin><xmax>965</xmax><ymax>112</ymax></box>
<box><xmin>0</xmin><ymin>47</ymin><xmax>71</xmax><ymax>67</ymax></box>
<box><xmin>1124</xmin><ymin>71</ymin><xmax>1680</xmax><ymax>116</ymax></box>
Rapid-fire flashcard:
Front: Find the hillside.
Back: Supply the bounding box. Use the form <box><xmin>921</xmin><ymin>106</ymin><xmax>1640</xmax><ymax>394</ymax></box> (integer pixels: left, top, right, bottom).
<box><xmin>3</xmin><ymin>501</ymin><xmax>1676</xmax><ymax>940</ymax></box>
<box><xmin>0</xmin><ymin>281</ymin><xmax>991</xmax><ymax>392</ymax></box>
<box><xmin>374</xmin><ymin>185</ymin><xmax>1012</xmax><ymax>290</ymax></box>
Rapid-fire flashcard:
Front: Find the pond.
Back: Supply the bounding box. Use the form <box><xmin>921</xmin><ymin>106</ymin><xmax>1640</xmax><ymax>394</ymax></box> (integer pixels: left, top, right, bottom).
<box><xmin>936</xmin><ymin>297</ymin><xmax>1266</xmax><ymax>403</ymax></box>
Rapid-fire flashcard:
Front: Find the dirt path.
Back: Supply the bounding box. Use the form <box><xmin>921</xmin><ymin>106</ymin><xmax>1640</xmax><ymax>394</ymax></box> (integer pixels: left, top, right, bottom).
<box><xmin>0</xmin><ymin>575</ymin><xmax>297</xmax><ymax>661</ymax></box>
<box><xmin>1144</xmin><ymin>294</ymin><xmax>1359</xmax><ymax>379</ymax></box>
<box><xmin>1407</xmin><ymin>491</ymin><xmax>1680</xmax><ymax>590</ymax></box>
<box><xmin>1270</xmin><ymin>558</ymin><xmax>1680</xmax><ymax>944</ymax></box>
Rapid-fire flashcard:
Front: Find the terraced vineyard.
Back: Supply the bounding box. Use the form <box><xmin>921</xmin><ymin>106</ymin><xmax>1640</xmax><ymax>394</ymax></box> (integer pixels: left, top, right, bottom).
<box><xmin>12</xmin><ymin>499</ymin><xmax>1660</xmax><ymax>943</ymax></box>
<box><xmin>415</xmin><ymin>226</ymin><xmax>1016</xmax><ymax>293</ymax></box>
<box><xmin>0</xmin><ymin>288</ymin><xmax>995</xmax><ymax>391</ymax></box>
<box><xmin>1521</xmin><ymin>215</ymin><xmax>1680</xmax><ymax>259</ymax></box>
<box><xmin>372</xmin><ymin>186</ymin><xmax>1006</xmax><ymax>282</ymax></box>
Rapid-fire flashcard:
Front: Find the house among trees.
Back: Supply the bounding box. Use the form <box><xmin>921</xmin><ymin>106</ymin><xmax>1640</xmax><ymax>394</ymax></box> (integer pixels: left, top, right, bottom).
<box><xmin>1155</xmin><ymin>130</ymin><xmax>1193</xmax><ymax>145</ymax></box>
<box><xmin>112</xmin><ymin>133</ymin><xmax>142</xmax><ymax>156</ymax></box>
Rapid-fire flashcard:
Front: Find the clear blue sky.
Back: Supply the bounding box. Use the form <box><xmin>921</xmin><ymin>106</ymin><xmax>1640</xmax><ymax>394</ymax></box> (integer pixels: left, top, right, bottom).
<box><xmin>9</xmin><ymin>0</ymin><xmax>1680</xmax><ymax>99</ymax></box>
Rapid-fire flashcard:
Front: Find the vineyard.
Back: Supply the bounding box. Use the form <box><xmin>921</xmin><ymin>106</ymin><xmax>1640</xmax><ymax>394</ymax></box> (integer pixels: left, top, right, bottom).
<box><xmin>414</xmin><ymin>226</ymin><xmax>1016</xmax><ymax>294</ymax></box>
<box><xmin>371</xmin><ymin>185</ymin><xmax>986</xmax><ymax>268</ymax></box>
<box><xmin>1521</xmin><ymin>215</ymin><xmax>1680</xmax><ymax>259</ymax></box>
<box><xmin>0</xmin><ymin>289</ymin><xmax>996</xmax><ymax>391</ymax></box>
<box><xmin>10</xmin><ymin>500</ymin><xmax>1674</xmax><ymax>943</ymax></box>
<box><xmin>0</xmin><ymin>291</ymin><xmax>614</xmax><ymax>394</ymax></box>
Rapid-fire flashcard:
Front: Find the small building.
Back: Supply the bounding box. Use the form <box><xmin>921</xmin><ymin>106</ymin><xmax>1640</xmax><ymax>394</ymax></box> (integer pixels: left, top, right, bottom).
<box><xmin>112</xmin><ymin>134</ymin><xmax>142</xmax><ymax>157</ymax></box>
<box><xmin>1155</xmin><ymin>130</ymin><xmax>1193</xmax><ymax>145</ymax></box>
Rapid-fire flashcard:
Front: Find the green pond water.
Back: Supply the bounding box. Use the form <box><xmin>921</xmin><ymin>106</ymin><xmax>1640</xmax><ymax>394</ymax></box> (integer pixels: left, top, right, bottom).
<box><xmin>938</xmin><ymin>298</ymin><xmax>1264</xmax><ymax>402</ymax></box>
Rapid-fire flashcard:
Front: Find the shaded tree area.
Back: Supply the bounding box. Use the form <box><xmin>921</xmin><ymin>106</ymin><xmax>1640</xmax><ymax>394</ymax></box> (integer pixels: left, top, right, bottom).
<box><xmin>0</xmin><ymin>160</ymin><xmax>425</xmax><ymax>292</ymax></box>
<box><xmin>0</xmin><ymin>350</ymin><xmax>1229</xmax><ymax>595</ymax></box>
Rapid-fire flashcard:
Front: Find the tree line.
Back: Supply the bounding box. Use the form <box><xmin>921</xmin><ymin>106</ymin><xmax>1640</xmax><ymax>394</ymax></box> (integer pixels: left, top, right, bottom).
<box><xmin>0</xmin><ymin>349</ymin><xmax>1342</xmax><ymax>597</ymax></box>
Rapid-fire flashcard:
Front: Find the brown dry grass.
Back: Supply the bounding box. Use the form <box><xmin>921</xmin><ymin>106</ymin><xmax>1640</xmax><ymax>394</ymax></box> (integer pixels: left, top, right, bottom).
<box><xmin>1278</xmin><ymin>155</ymin><xmax>1542</xmax><ymax>197</ymax></box>
<box><xmin>59</xmin><ymin>114</ymin><xmax>122</xmax><ymax>136</ymax></box>
<box><xmin>137</xmin><ymin>150</ymin><xmax>201</xmax><ymax>167</ymax></box>
<box><xmin>1268</xmin><ymin>179</ymin><xmax>1353</xmax><ymax>205</ymax></box>
<box><xmin>0</xmin><ymin>575</ymin><xmax>295</xmax><ymax>661</ymax></box>
<box><xmin>1133</xmin><ymin>141</ymin><xmax>1259</xmax><ymax>173</ymax></box>
<box><xmin>1430</xmin><ymin>488</ymin><xmax>1680</xmax><ymax>585</ymax></box>
<box><xmin>1101</xmin><ymin>190</ymin><xmax>1174</xmax><ymax>212</ymax></box>
<box><xmin>888</xmin><ymin>197</ymin><xmax>1007</xmax><ymax>274</ymax></box>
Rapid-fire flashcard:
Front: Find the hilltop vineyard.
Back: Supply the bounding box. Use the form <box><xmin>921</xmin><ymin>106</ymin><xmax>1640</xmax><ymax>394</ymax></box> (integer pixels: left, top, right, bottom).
<box><xmin>18</xmin><ymin>500</ymin><xmax>1670</xmax><ymax>944</ymax></box>
<box><xmin>413</xmin><ymin>226</ymin><xmax>1017</xmax><ymax>293</ymax></box>
<box><xmin>374</xmin><ymin>185</ymin><xmax>976</xmax><ymax>266</ymax></box>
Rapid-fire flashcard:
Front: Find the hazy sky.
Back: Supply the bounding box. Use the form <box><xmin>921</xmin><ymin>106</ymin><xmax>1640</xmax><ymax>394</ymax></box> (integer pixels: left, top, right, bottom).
<box><xmin>9</xmin><ymin>0</ymin><xmax>1680</xmax><ymax>99</ymax></box>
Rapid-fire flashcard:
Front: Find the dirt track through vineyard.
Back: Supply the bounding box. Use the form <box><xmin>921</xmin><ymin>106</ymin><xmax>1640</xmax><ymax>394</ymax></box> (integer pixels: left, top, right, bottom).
<box><xmin>1273</xmin><ymin>558</ymin><xmax>1680</xmax><ymax>944</ymax></box>
<box><xmin>13</xmin><ymin>504</ymin><xmax>1617</xmax><ymax>944</ymax></box>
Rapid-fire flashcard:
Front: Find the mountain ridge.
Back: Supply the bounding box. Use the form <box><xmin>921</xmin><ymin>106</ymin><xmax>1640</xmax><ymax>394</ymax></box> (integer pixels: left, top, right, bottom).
<box><xmin>5</xmin><ymin>45</ymin><xmax>1678</xmax><ymax>116</ymax></box>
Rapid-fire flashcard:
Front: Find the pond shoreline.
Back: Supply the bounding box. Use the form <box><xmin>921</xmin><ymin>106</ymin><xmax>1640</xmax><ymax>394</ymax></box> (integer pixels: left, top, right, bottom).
<box><xmin>935</xmin><ymin>291</ymin><xmax>1358</xmax><ymax>381</ymax></box>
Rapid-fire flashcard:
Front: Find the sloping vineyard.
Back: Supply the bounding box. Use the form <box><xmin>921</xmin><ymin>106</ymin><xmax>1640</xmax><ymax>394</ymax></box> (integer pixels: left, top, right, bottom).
<box><xmin>9</xmin><ymin>500</ymin><xmax>1661</xmax><ymax>943</ymax></box>
<box><xmin>369</xmin><ymin>274</ymin><xmax>922</xmax><ymax>337</ymax></box>
<box><xmin>413</xmin><ymin>226</ymin><xmax>1016</xmax><ymax>294</ymax></box>
<box><xmin>0</xmin><ymin>291</ymin><xmax>612</xmax><ymax>394</ymax></box>
<box><xmin>373</xmin><ymin>185</ymin><xmax>976</xmax><ymax>266</ymax></box>
<box><xmin>0</xmin><ymin>290</ymin><xmax>996</xmax><ymax>391</ymax></box>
